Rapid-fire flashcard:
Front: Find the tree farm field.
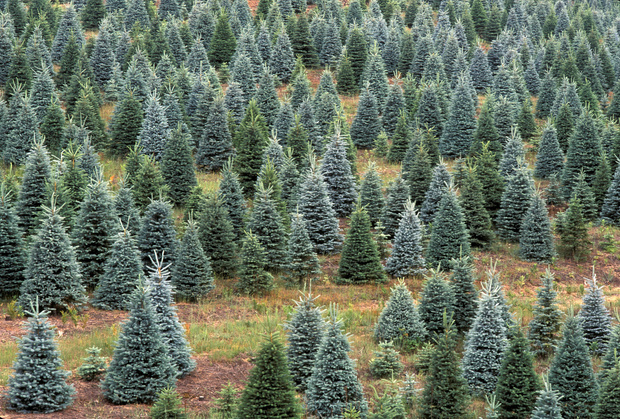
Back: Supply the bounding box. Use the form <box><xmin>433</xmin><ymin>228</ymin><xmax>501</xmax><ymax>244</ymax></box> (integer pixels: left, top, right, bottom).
<box><xmin>0</xmin><ymin>149</ymin><xmax>619</xmax><ymax>418</ymax></box>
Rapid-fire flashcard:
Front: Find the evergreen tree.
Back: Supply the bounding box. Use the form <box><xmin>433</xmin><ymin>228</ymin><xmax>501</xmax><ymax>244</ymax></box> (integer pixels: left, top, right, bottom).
<box><xmin>350</xmin><ymin>88</ymin><xmax>381</xmax><ymax>149</ymax></box>
<box><xmin>419</xmin><ymin>269</ymin><xmax>456</xmax><ymax>338</ymax></box>
<box><xmin>426</xmin><ymin>188</ymin><xmax>471</xmax><ymax>269</ymax></box>
<box><xmin>439</xmin><ymin>76</ymin><xmax>477</xmax><ymax>158</ymax></box>
<box><xmin>471</xmin><ymin>96</ymin><xmax>501</xmax><ymax>159</ymax></box>
<box><xmin>518</xmin><ymin>99</ymin><xmax>538</xmax><ymax>140</ymax></box>
<box><xmin>15</xmin><ymin>141</ymin><xmax>51</xmax><ymax>235</ymax></box>
<box><xmin>460</xmin><ymin>166</ymin><xmax>494</xmax><ymax>248</ymax></box>
<box><xmin>420</xmin><ymin>320</ymin><xmax>470</xmax><ymax>419</ymax></box>
<box><xmin>595</xmin><ymin>362</ymin><xmax>620</xmax><ymax>419</ymax></box>
<box><xmin>535</xmin><ymin>124</ymin><xmax>564</xmax><ymax>179</ymax></box>
<box><xmin>474</xmin><ymin>143</ymin><xmax>504</xmax><ymax>217</ymax></box>
<box><xmin>601</xmin><ymin>164</ymin><xmax>620</xmax><ymax>225</ymax></box>
<box><xmin>571</xmin><ymin>171</ymin><xmax>598</xmax><ymax>222</ymax></box>
<box><xmin>51</xmin><ymin>6</ymin><xmax>84</xmax><ymax>63</ymax></box>
<box><xmin>92</xmin><ymin>227</ymin><xmax>142</xmax><ymax>311</ymax></box>
<box><xmin>197</xmin><ymin>193</ymin><xmax>237</xmax><ymax>278</ymax></box>
<box><xmin>374</xmin><ymin>279</ymin><xmax>427</xmax><ymax>345</ymax></box>
<box><xmin>284</xmin><ymin>291</ymin><xmax>324</xmax><ymax>392</ymax></box>
<box><xmin>556</xmin><ymin>197</ymin><xmax>591</xmax><ymax>261</ymax></box>
<box><xmin>593</xmin><ymin>154</ymin><xmax>611</xmax><ymax>213</ymax></box>
<box><xmin>234</xmin><ymin>100</ymin><xmax>270</xmax><ymax>197</ymax></box>
<box><xmin>18</xmin><ymin>201</ymin><xmax>86</xmax><ymax>312</ymax></box>
<box><xmin>578</xmin><ymin>272</ymin><xmax>612</xmax><ymax>356</ymax></box>
<box><xmin>270</xmin><ymin>29</ymin><xmax>295</xmax><ymax>83</ymax></box>
<box><xmin>5</xmin><ymin>45</ymin><xmax>33</xmax><ymax>99</ymax></box>
<box><xmin>39</xmin><ymin>100</ymin><xmax>65</xmax><ymax>157</ymax></box>
<box><xmin>102</xmin><ymin>286</ymin><xmax>177</xmax><ymax>404</ymax></box>
<box><xmin>499</xmin><ymin>130</ymin><xmax>527</xmax><ymax>178</ymax></box>
<box><xmin>81</xmin><ymin>0</ymin><xmax>105</xmax><ymax>30</ymax></box>
<box><xmin>236</xmin><ymin>230</ymin><xmax>274</xmax><ymax>295</ymax></box>
<box><xmin>72</xmin><ymin>176</ymin><xmax>118</xmax><ymax>290</ymax></box>
<box><xmin>109</xmin><ymin>92</ymin><xmax>144</xmax><ymax>157</ymax></box>
<box><xmin>495</xmin><ymin>328</ymin><xmax>541</xmax><ymax>419</ymax></box>
<box><xmin>415</xmin><ymin>83</ymin><xmax>444</xmax><ymax>140</ymax></box>
<box><xmin>254</xmin><ymin>67</ymin><xmax>280</xmax><ymax>130</ymax></box>
<box><xmin>161</xmin><ymin>126</ymin><xmax>197</xmax><ymax>207</ymax></box>
<box><xmin>171</xmin><ymin>220</ymin><xmax>214</xmax><ymax>301</ymax></box>
<box><xmin>292</xmin><ymin>15</ymin><xmax>318</xmax><ymax>68</ymax></box>
<box><xmin>450</xmin><ymin>255</ymin><xmax>478</xmax><ymax>335</ymax></box>
<box><xmin>519</xmin><ymin>193</ymin><xmax>556</xmax><ymax>263</ymax></box>
<box><xmin>386</xmin><ymin>200</ymin><xmax>425</xmax><ymax>278</ymax></box>
<box><xmin>306</xmin><ymin>306</ymin><xmax>369</xmax><ymax>418</ymax></box>
<box><xmin>297</xmin><ymin>159</ymin><xmax>342</xmax><ymax>254</ymax></box>
<box><xmin>419</xmin><ymin>162</ymin><xmax>451</xmax><ymax>226</ymax></box>
<box><xmin>319</xmin><ymin>19</ymin><xmax>342</xmax><ymax>68</ymax></box>
<box><xmin>562</xmin><ymin>110</ymin><xmax>602</xmax><ymax>199</ymax></box>
<box><xmin>247</xmin><ymin>184</ymin><xmax>288</xmax><ymax>271</ymax></box>
<box><xmin>336</xmin><ymin>53</ymin><xmax>356</xmax><ymax>95</ymax></box>
<box><xmin>359</xmin><ymin>162</ymin><xmax>384</xmax><ymax>227</ymax></box>
<box><xmin>531</xmin><ymin>379</ymin><xmax>564</xmax><ymax>419</ymax></box>
<box><xmin>555</xmin><ymin>102</ymin><xmax>575</xmax><ymax>153</ymax></box>
<box><xmin>403</xmin><ymin>141</ymin><xmax>432</xmax><ymax>206</ymax></box>
<box><xmin>208</xmin><ymin>11</ymin><xmax>236</xmax><ymax>68</ymax></box>
<box><xmin>387</xmin><ymin>112</ymin><xmax>411</xmax><ymax>164</ymax></box>
<box><xmin>320</xmin><ymin>134</ymin><xmax>358</xmax><ymax>217</ymax></box>
<box><xmin>337</xmin><ymin>204</ymin><xmax>385</xmax><ymax>284</ymax></box>
<box><xmin>137</xmin><ymin>199</ymin><xmax>177</xmax><ymax>273</ymax></box>
<box><xmin>139</xmin><ymin>95</ymin><xmax>170</xmax><ymax>161</ymax></box>
<box><xmin>462</xmin><ymin>280</ymin><xmax>509</xmax><ymax>396</ymax></box>
<box><xmin>146</xmin><ymin>257</ymin><xmax>196</xmax><ymax>377</ymax></box>
<box><xmin>4</xmin><ymin>90</ymin><xmax>40</xmax><ymax>165</ymax></box>
<box><xmin>496</xmin><ymin>164</ymin><xmax>535</xmax><ymax>243</ymax></box>
<box><xmin>219</xmin><ymin>160</ymin><xmax>246</xmax><ymax>240</ymax></box>
<box><xmin>528</xmin><ymin>271</ymin><xmax>562</xmax><ymax>359</ymax></box>
<box><xmin>548</xmin><ymin>315</ymin><xmax>599</xmax><ymax>419</ymax></box>
<box><xmin>237</xmin><ymin>331</ymin><xmax>301</xmax><ymax>418</ymax></box>
<box><xmin>196</xmin><ymin>96</ymin><xmax>233</xmax><ymax>172</ymax></box>
<box><xmin>346</xmin><ymin>25</ymin><xmax>367</xmax><ymax>86</ymax></box>
<box><xmin>114</xmin><ymin>185</ymin><xmax>141</xmax><ymax>236</ymax></box>
<box><xmin>7</xmin><ymin>303</ymin><xmax>75</xmax><ymax>413</ymax></box>
<box><xmin>0</xmin><ymin>190</ymin><xmax>27</xmax><ymax>297</ymax></box>
<box><xmin>380</xmin><ymin>175</ymin><xmax>410</xmax><ymax>239</ymax></box>
<box><xmin>132</xmin><ymin>155</ymin><xmax>167</xmax><ymax>213</ymax></box>
<box><xmin>284</xmin><ymin>212</ymin><xmax>320</xmax><ymax>287</ymax></box>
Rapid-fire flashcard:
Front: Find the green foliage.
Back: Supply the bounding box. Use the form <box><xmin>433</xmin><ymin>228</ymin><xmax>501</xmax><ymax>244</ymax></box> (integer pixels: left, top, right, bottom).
<box><xmin>548</xmin><ymin>315</ymin><xmax>599</xmax><ymax>419</ymax></box>
<box><xmin>426</xmin><ymin>188</ymin><xmax>471</xmax><ymax>270</ymax></box>
<box><xmin>247</xmin><ymin>184</ymin><xmax>288</xmax><ymax>271</ymax></box>
<box><xmin>234</xmin><ymin>100</ymin><xmax>270</xmax><ymax>197</ymax></box>
<box><xmin>81</xmin><ymin>0</ymin><xmax>105</xmax><ymax>29</ymax></box>
<box><xmin>150</xmin><ymin>387</ymin><xmax>188</xmax><ymax>419</ymax></box>
<box><xmin>103</xmin><ymin>286</ymin><xmax>177</xmax><ymax>404</ymax></box>
<box><xmin>531</xmin><ymin>378</ymin><xmax>563</xmax><ymax>419</ymax></box>
<box><xmin>439</xmin><ymin>76</ymin><xmax>476</xmax><ymax>158</ymax></box>
<box><xmin>462</xmin><ymin>280</ymin><xmax>509</xmax><ymax>396</ymax></box>
<box><xmin>450</xmin><ymin>255</ymin><xmax>478</xmax><ymax>335</ymax></box>
<box><xmin>212</xmin><ymin>383</ymin><xmax>240</xmax><ymax>418</ymax></box>
<box><xmin>528</xmin><ymin>271</ymin><xmax>563</xmax><ymax>358</ymax></box>
<box><xmin>386</xmin><ymin>200</ymin><xmax>426</xmax><ymax>278</ymax></box>
<box><xmin>284</xmin><ymin>212</ymin><xmax>320</xmax><ymax>287</ymax></box>
<box><xmin>208</xmin><ymin>11</ymin><xmax>236</xmax><ymax>67</ymax></box>
<box><xmin>171</xmin><ymin>219</ymin><xmax>214</xmax><ymax>301</ymax></box>
<box><xmin>519</xmin><ymin>193</ymin><xmax>556</xmax><ymax>263</ymax></box>
<box><xmin>76</xmin><ymin>347</ymin><xmax>107</xmax><ymax>381</ymax></box>
<box><xmin>337</xmin><ymin>205</ymin><xmax>386</xmax><ymax>284</ymax></box>
<box><xmin>236</xmin><ymin>231</ymin><xmax>274</xmax><ymax>295</ymax></box>
<box><xmin>15</xmin><ymin>141</ymin><xmax>51</xmax><ymax>236</ymax></box>
<box><xmin>237</xmin><ymin>331</ymin><xmax>301</xmax><ymax>418</ymax></box>
<box><xmin>0</xmin><ymin>190</ymin><xmax>27</xmax><ymax>297</ymax></box>
<box><xmin>72</xmin><ymin>177</ymin><xmax>117</xmax><ymax>290</ymax></box>
<box><xmin>146</xmin><ymin>257</ymin><xmax>196</xmax><ymax>378</ymax></box>
<box><xmin>321</xmin><ymin>133</ymin><xmax>358</xmax><ymax>217</ymax></box>
<box><xmin>495</xmin><ymin>328</ymin><xmax>541</xmax><ymax>419</ymax></box>
<box><xmin>374</xmin><ymin>280</ymin><xmax>427</xmax><ymax>345</ymax></box>
<box><xmin>419</xmin><ymin>270</ymin><xmax>456</xmax><ymax>338</ymax></box>
<box><xmin>419</xmin><ymin>162</ymin><xmax>451</xmax><ymax>226</ymax></box>
<box><xmin>350</xmin><ymin>88</ymin><xmax>381</xmax><ymax>149</ymax></box>
<box><xmin>535</xmin><ymin>124</ymin><xmax>564</xmax><ymax>180</ymax></box>
<box><xmin>19</xmin><ymin>202</ymin><xmax>86</xmax><ymax>312</ymax></box>
<box><xmin>387</xmin><ymin>112</ymin><xmax>411</xmax><ymax>164</ymax></box>
<box><xmin>8</xmin><ymin>303</ymin><xmax>75</xmax><ymax>413</ymax></box>
<box><xmin>556</xmin><ymin>197</ymin><xmax>591</xmax><ymax>261</ymax></box>
<box><xmin>137</xmin><ymin>199</ymin><xmax>178</xmax><ymax>273</ymax></box>
<box><xmin>132</xmin><ymin>155</ymin><xmax>168</xmax><ymax>213</ymax></box>
<box><xmin>460</xmin><ymin>166</ymin><xmax>494</xmax><ymax>248</ymax></box>
<box><xmin>162</xmin><ymin>126</ymin><xmax>197</xmax><ymax>207</ymax></box>
<box><xmin>578</xmin><ymin>272</ymin><xmax>612</xmax><ymax>356</ymax></box>
<box><xmin>306</xmin><ymin>306</ymin><xmax>369</xmax><ymax>418</ymax></box>
<box><xmin>92</xmin><ymin>229</ymin><xmax>142</xmax><ymax>311</ymax></box>
<box><xmin>197</xmin><ymin>193</ymin><xmax>238</xmax><ymax>278</ymax></box>
<box><xmin>284</xmin><ymin>292</ymin><xmax>325</xmax><ymax>392</ymax></box>
<box><xmin>369</xmin><ymin>341</ymin><xmax>404</xmax><ymax>379</ymax></box>
<box><xmin>419</xmin><ymin>320</ymin><xmax>470</xmax><ymax>419</ymax></box>
<box><xmin>496</xmin><ymin>165</ymin><xmax>535</xmax><ymax>243</ymax></box>
<box><xmin>601</xmin><ymin>163</ymin><xmax>620</xmax><ymax>225</ymax></box>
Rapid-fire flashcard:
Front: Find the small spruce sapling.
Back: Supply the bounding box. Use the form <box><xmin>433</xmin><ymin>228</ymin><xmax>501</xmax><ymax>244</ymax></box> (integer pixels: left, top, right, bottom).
<box><xmin>578</xmin><ymin>270</ymin><xmax>612</xmax><ymax>356</ymax></box>
<box><xmin>369</xmin><ymin>341</ymin><xmax>404</xmax><ymax>379</ymax></box>
<box><xmin>76</xmin><ymin>347</ymin><xmax>107</xmax><ymax>381</ymax></box>
<box><xmin>527</xmin><ymin>270</ymin><xmax>563</xmax><ymax>358</ymax></box>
